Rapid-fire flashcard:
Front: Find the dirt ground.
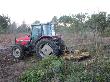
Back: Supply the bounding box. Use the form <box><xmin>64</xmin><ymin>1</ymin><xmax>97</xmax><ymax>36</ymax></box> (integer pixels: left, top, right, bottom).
<box><xmin>0</xmin><ymin>34</ymin><xmax>37</xmax><ymax>82</ymax></box>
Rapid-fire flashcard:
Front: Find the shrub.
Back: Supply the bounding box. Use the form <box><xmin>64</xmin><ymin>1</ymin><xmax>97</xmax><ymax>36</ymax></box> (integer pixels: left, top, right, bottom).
<box><xmin>21</xmin><ymin>55</ymin><xmax>110</xmax><ymax>82</ymax></box>
<box><xmin>20</xmin><ymin>55</ymin><xmax>65</xmax><ymax>82</ymax></box>
<box><xmin>65</xmin><ymin>59</ymin><xmax>110</xmax><ymax>82</ymax></box>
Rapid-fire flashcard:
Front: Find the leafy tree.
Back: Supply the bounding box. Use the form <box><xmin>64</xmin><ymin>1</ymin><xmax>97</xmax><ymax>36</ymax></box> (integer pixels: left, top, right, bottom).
<box><xmin>55</xmin><ymin>14</ymin><xmax>87</xmax><ymax>34</ymax></box>
<box><xmin>107</xmin><ymin>14</ymin><xmax>110</xmax><ymax>25</ymax></box>
<box><xmin>85</xmin><ymin>12</ymin><xmax>107</xmax><ymax>34</ymax></box>
<box><xmin>59</xmin><ymin>15</ymin><xmax>73</xmax><ymax>27</ymax></box>
<box><xmin>0</xmin><ymin>14</ymin><xmax>10</xmax><ymax>33</ymax></box>
<box><xmin>51</xmin><ymin>16</ymin><xmax>58</xmax><ymax>25</ymax></box>
<box><xmin>17</xmin><ymin>21</ymin><xmax>30</xmax><ymax>33</ymax></box>
<box><xmin>72</xmin><ymin>13</ymin><xmax>88</xmax><ymax>23</ymax></box>
<box><xmin>72</xmin><ymin>13</ymin><xmax>89</xmax><ymax>32</ymax></box>
<box><xmin>33</xmin><ymin>20</ymin><xmax>40</xmax><ymax>24</ymax></box>
<box><xmin>51</xmin><ymin>16</ymin><xmax>59</xmax><ymax>32</ymax></box>
<box><xmin>8</xmin><ymin>22</ymin><xmax>17</xmax><ymax>33</ymax></box>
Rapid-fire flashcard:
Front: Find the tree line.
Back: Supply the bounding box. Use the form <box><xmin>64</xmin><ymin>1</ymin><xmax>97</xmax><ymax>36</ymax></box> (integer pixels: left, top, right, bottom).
<box><xmin>52</xmin><ymin>12</ymin><xmax>110</xmax><ymax>36</ymax></box>
<box><xmin>0</xmin><ymin>12</ymin><xmax>110</xmax><ymax>36</ymax></box>
<box><xmin>0</xmin><ymin>15</ymin><xmax>31</xmax><ymax>34</ymax></box>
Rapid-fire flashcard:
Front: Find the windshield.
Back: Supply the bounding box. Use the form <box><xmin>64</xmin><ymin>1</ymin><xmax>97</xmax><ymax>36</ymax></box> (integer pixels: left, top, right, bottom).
<box><xmin>31</xmin><ymin>25</ymin><xmax>41</xmax><ymax>40</ymax></box>
<box><xmin>43</xmin><ymin>24</ymin><xmax>55</xmax><ymax>36</ymax></box>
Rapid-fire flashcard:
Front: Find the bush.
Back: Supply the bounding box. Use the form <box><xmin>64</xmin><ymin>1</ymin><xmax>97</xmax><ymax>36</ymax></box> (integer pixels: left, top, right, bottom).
<box><xmin>21</xmin><ymin>55</ymin><xmax>110</xmax><ymax>82</ymax></box>
<box><xmin>21</xmin><ymin>55</ymin><xmax>65</xmax><ymax>82</ymax></box>
<box><xmin>65</xmin><ymin>59</ymin><xmax>110</xmax><ymax>82</ymax></box>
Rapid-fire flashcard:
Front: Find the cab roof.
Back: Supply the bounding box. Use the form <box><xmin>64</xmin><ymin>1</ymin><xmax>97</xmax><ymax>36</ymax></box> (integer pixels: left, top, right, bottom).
<box><xmin>31</xmin><ymin>22</ymin><xmax>52</xmax><ymax>26</ymax></box>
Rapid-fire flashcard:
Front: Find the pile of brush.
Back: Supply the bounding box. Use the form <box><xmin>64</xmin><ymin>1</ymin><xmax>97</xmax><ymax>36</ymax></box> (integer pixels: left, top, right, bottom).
<box><xmin>63</xmin><ymin>48</ymin><xmax>90</xmax><ymax>60</ymax></box>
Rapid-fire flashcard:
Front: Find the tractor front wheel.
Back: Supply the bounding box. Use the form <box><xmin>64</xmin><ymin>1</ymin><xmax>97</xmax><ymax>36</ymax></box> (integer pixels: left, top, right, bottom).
<box><xmin>12</xmin><ymin>45</ymin><xmax>24</xmax><ymax>59</ymax></box>
<box><xmin>36</xmin><ymin>39</ymin><xmax>59</xmax><ymax>59</ymax></box>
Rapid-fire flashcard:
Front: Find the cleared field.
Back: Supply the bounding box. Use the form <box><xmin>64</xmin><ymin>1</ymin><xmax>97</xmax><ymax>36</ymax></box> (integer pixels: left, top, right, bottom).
<box><xmin>0</xmin><ymin>33</ymin><xmax>110</xmax><ymax>82</ymax></box>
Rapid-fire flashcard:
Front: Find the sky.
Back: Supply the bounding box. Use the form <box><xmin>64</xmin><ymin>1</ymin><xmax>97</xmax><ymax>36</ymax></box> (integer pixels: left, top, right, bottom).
<box><xmin>0</xmin><ymin>0</ymin><xmax>110</xmax><ymax>25</ymax></box>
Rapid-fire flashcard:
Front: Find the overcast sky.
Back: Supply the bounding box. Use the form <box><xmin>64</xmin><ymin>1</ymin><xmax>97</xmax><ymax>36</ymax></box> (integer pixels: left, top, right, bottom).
<box><xmin>0</xmin><ymin>0</ymin><xmax>110</xmax><ymax>25</ymax></box>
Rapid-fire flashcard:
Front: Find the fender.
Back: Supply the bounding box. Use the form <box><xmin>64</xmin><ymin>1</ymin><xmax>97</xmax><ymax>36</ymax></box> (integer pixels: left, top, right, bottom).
<box><xmin>34</xmin><ymin>35</ymin><xmax>61</xmax><ymax>44</ymax></box>
<box><xmin>35</xmin><ymin>36</ymin><xmax>53</xmax><ymax>44</ymax></box>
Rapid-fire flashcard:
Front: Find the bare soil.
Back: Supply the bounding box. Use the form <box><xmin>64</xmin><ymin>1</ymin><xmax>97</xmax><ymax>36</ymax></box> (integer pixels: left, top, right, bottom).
<box><xmin>0</xmin><ymin>34</ymin><xmax>36</xmax><ymax>82</ymax></box>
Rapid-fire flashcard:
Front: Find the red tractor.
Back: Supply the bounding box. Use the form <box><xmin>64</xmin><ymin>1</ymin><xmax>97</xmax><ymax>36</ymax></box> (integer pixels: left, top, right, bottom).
<box><xmin>12</xmin><ymin>23</ymin><xmax>65</xmax><ymax>59</ymax></box>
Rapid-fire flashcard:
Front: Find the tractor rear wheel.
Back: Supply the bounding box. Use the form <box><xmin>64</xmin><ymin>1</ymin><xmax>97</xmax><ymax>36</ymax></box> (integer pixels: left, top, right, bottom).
<box><xmin>58</xmin><ymin>39</ymin><xmax>65</xmax><ymax>54</ymax></box>
<box><xmin>12</xmin><ymin>44</ymin><xmax>24</xmax><ymax>59</ymax></box>
<box><xmin>36</xmin><ymin>39</ymin><xmax>59</xmax><ymax>59</ymax></box>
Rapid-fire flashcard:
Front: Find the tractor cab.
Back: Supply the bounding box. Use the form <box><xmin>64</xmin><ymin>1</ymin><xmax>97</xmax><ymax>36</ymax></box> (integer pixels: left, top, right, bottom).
<box><xmin>31</xmin><ymin>23</ymin><xmax>55</xmax><ymax>41</ymax></box>
<box><xmin>15</xmin><ymin>23</ymin><xmax>56</xmax><ymax>46</ymax></box>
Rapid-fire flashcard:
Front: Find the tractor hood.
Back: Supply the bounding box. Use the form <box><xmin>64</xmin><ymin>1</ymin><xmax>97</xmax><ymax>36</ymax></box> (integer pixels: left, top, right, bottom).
<box><xmin>16</xmin><ymin>35</ymin><xmax>30</xmax><ymax>45</ymax></box>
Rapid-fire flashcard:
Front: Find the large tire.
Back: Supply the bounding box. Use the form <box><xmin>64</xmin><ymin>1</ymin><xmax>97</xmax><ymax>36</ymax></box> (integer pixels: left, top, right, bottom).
<box><xmin>58</xmin><ymin>39</ymin><xmax>65</xmax><ymax>54</ymax></box>
<box><xmin>36</xmin><ymin>39</ymin><xmax>59</xmax><ymax>59</ymax></box>
<box><xmin>12</xmin><ymin>44</ymin><xmax>24</xmax><ymax>60</ymax></box>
